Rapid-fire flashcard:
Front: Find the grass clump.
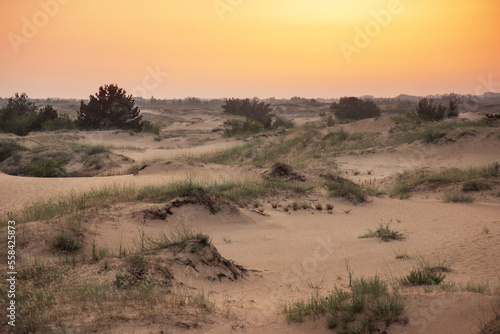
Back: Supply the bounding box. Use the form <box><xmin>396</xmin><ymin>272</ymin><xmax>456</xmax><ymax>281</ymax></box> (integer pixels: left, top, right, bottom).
<box><xmin>141</xmin><ymin>120</ymin><xmax>162</xmax><ymax>135</ymax></box>
<box><xmin>359</xmin><ymin>222</ymin><xmax>405</xmax><ymax>242</ymax></box>
<box><xmin>445</xmin><ymin>193</ymin><xmax>475</xmax><ymax>203</ymax></box>
<box><xmin>391</xmin><ymin>163</ymin><xmax>499</xmax><ymax>197</ymax></box>
<box><xmin>54</xmin><ymin>233</ymin><xmax>82</xmax><ymax>253</ymax></box>
<box><xmin>401</xmin><ymin>269</ymin><xmax>445</xmax><ymax>286</ymax></box>
<box><xmin>85</xmin><ymin>144</ymin><xmax>108</xmax><ymax>155</ymax></box>
<box><xmin>462</xmin><ymin>180</ymin><xmax>491</xmax><ymax>191</ymax></box>
<box><xmin>26</xmin><ymin>158</ymin><xmax>66</xmax><ymax>177</ymax></box>
<box><xmin>324</xmin><ymin>174</ymin><xmax>368</xmax><ymax>204</ymax></box>
<box><xmin>284</xmin><ymin>276</ymin><xmax>404</xmax><ymax>332</ymax></box>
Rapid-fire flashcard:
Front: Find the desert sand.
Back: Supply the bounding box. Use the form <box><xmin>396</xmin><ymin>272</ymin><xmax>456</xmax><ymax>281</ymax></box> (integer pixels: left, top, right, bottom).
<box><xmin>1</xmin><ymin>108</ymin><xmax>499</xmax><ymax>333</ymax></box>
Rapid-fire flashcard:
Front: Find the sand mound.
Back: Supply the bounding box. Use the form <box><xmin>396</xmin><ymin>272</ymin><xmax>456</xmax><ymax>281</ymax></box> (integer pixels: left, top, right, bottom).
<box><xmin>0</xmin><ymin>145</ymin><xmax>134</xmax><ymax>177</ymax></box>
<box><xmin>149</xmin><ymin>237</ymin><xmax>247</xmax><ymax>282</ymax></box>
<box><xmin>143</xmin><ymin>196</ymin><xmax>239</xmax><ymax>218</ymax></box>
<box><xmin>261</xmin><ymin>163</ymin><xmax>306</xmax><ymax>182</ymax></box>
<box><xmin>340</xmin><ymin>114</ymin><xmax>396</xmax><ymax>133</ymax></box>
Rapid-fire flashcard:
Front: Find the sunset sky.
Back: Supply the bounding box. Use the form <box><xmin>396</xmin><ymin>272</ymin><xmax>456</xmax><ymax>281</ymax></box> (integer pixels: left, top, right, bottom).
<box><xmin>1</xmin><ymin>0</ymin><xmax>499</xmax><ymax>99</ymax></box>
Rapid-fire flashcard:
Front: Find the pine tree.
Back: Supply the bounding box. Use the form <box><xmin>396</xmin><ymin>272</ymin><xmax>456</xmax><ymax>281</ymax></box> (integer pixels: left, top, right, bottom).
<box><xmin>77</xmin><ymin>84</ymin><xmax>142</xmax><ymax>130</ymax></box>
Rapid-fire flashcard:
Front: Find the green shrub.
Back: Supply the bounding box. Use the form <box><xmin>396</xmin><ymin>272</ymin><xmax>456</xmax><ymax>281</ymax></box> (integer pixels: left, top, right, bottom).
<box><xmin>26</xmin><ymin>158</ymin><xmax>66</xmax><ymax>177</ymax></box>
<box><xmin>41</xmin><ymin>114</ymin><xmax>76</xmax><ymax>131</ymax></box>
<box><xmin>324</xmin><ymin>175</ymin><xmax>367</xmax><ymax>204</ymax></box>
<box><xmin>359</xmin><ymin>222</ymin><xmax>405</xmax><ymax>242</ymax></box>
<box><xmin>141</xmin><ymin>120</ymin><xmax>162</xmax><ymax>135</ymax></box>
<box><xmin>462</xmin><ymin>180</ymin><xmax>491</xmax><ymax>192</ymax></box>
<box><xmin>222</xmin><ymin>98</ymin><xmax>273</xmax><ymax>127</ymax></box>
<box><xmin>401</xmin><ymin>269</ymin><xmax>445</xmax><ymax>286</ymax></box>
<box><xmin>272</xmin><ymin>116</ymin><xmax>295</xmax><ymax>129</ymax></box>
<box><xmin>445</xmin><ymin>193</ymin><xmax>474</xmax><ymax>203</ymax></box>
<box><xmin>323</xmin><ymin>130</ymin><xmax>349</xmax><ymax>143</ymax></box>
<box><xmin>85</xmin><ymin>145</ymin><xmax>108</xmax><ymax>155</ymax></box>
<box><xmin>420</xmin><ymin>127</ymin><xmax>445</xmax><ymax>142</ymax></box>
<box><xmin>0</xmin><ymin>141</ymin><xmax>29</xmax><ymax>162</ymax></box>
<box><xmin>54</xmin><ymin>233</ymin><xmax>82</xmax><ymax>253</ymax></box>
<box><xmin>284</xmin><ymin>276</ymin><xmax>403</xmax><ymax>331</ymax></box>
<box><xmin>224</xmin><ymin>119</ymin><xmax>263</xmax><ymax>137</ymax></box>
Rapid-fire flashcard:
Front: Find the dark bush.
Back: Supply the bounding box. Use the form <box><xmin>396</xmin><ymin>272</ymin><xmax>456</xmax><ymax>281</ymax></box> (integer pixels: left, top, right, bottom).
<box><xmin>0</xmin><ymin>93</ymin><xmax>73</xmax><ymax>135</ymax></box>
<box><xmin>330</xmin><ymin>97</ymin><xmax>381</xmax><ymax>120</ymax></box>
<box><xmin>416</xmin><ymin>97</ymin><xmax>460</xmax><ymax>121</ymax></box>
<box><xmin>222</xmin><ymin>98</ymin><xmax>273</xmax><ymax>128</ymax></box>
<box><xmin>41</xmin><ymin>114</ymin><xmax>77</xmax><ymax>131</ymax></box>
<box><xmin>224</xmin><ymin>119</ymin><xmax>263</xmax><ymax>137</ymax></box>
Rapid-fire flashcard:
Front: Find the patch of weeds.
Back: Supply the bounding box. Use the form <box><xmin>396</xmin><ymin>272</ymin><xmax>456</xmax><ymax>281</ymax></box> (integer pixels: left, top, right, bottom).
<box><xmin>91</xmin><ymin>240</ymin><xmax>109</xmax><ymax>262</ymax></box>
<box><xmin>292</xmin><ymin>202</ymin><xmax>299</xmax><ymax>211</ymax></box>
<box><xmin>190</xmin><ymin>290</ymin><xmax>215</xmax><ymax>311</ymax></box>
<box><xmin>0</xmin><ymin>140</ymin><xmax>29</xmax><ymax>162</ymax></box>
<box><xmin>420</xmin><ymin>127</ymin><xmax>446</xmax><ymax>142</ymax></box>
<box><xmin>462</xmin><ymin>180</ymin><xmax>491</xmax><ymax>192</ymax></box>
<box><xmin>399</xmin><ymin>192</ymin><xmax>411</xmax><ymax>200</ymax></box>
<box><xmin>415</xmin><ymin>256</ymin><xmax>452</xmax><ymax>273</ymax></box>
<box><xmin>315</xmin><ymin>203</ymin><xmax>323</xmax><ymax>211</ymax></box>
<box><xmin>85</xmin><ymin>144</ymin><xmax>108</xmax><ymax>155</ymax></box>
<box><xmin>390</xmin><ymin>163</ymin><xmax>499</xmax><ymax>197</ymax></box>
<box><xmin>323</xmin><ymin>129</ymin><xmax>349</xmax><ymax>143</ymax></box>
<box><xmin>115</xmin><ymin>253</ymin><xmax>149</xmax><ymax>289</ymax></box>
<box><xmin>26</xmin><ymin>158</ymin><xmax>66</xmax><ymax>177</ymax></box>
<box><xmin>326</xmin><ymin>203</ymin><xmax>334</xmax><ymax>211</ymax></box>
<box><xmin>301</xmin><ymin>202</ymin><xmax>311</xmax><ymax>210</ymax></box>
<box><xmin>323</xmin><ymin>174</ymin><xmax>368</xmax><ymax>204</ymax></box>
<box><xmin>284</xmin><ymin>276</ymin><xmax>403</xmax><ymax>332</ymax></box>
<box><xmin>401</xmin><ymin>269</ymin><xmax>445</xmax><ymax>286</ymax></box>
<box><xmin>445</xmin><ymin>193</ymin><xmax>475</xmax><ymax>203</ymax></box>
<box><xmin>462</xmin><ymin>281</ymin><xmax>488</xmax><ymax>294</ymax></box>
<box><xmin>54</xmin><ymin>233</ymin><xmax>82</xmax><ymax>253</ymax></box>
<box><xmin>483</xmin><ymin>226</ymin><xmax>490</xmax><ymax>234</ymax></box>
<box><xmin>359</xmin><ymin>221</ymin><xmax>405</xmax><ymax>242</ymax></box>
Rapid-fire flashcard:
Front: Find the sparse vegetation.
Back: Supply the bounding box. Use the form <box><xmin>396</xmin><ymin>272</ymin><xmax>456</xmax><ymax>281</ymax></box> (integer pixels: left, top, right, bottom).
<box><xmin>54</xmin><ymin>233</ymin><xmax>82</xmax><ymax>253</ymax></box>
<box><xmin>401</xmin><ymin>269</ymin><xmax>445</xmax><ymax>286</ymax></box>
<box><xmin>284</xmin><ymin>276</ymin><xmax>404</xmax><ymax>332</ymax></box>
<box><xmin>0</xmin><ymin>141</ymin><xmax>29</xmax><ymax>162</ymax></box>
<box><xmin>462</xmin><ymin>180</ymin><xmax>491</xmax><ymax>191</ymax></box>
<box><xmin>359</xmin><ymin>222</ymin><xmax>405</xmax><ymax>242</ymax></box>
<box><xmin>26</xmin><ymin>158</ymin><xmax>66</xmax><ymax>177</ymax></box>
<box><xmin>391</xmin><ymin>163</ymin><xmax>499</xmax><ymax>197</ymax></box>
<box><xmin>323</xmin><ymin>174</ymin><xmax>369</xmax><ymax>204</ymax></box>
<box><xmin>445</xmin><ymin>193</ymin><xmax>475</xmax><ymax>203</ymax></box>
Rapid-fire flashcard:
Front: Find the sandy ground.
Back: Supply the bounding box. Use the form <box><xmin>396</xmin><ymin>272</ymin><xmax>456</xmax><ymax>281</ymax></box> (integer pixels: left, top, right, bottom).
<box><xmin>1</xmin><ymin>111</ymin><xmax>499</xmax><ymax>333</ymax></box>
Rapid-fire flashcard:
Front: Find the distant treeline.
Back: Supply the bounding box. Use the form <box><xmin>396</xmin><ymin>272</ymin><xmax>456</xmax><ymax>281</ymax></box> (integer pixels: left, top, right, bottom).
<box><xmin>2</xmin><ymin>92</ymin><xmax>499</xmax><ymax>109</ymax></box>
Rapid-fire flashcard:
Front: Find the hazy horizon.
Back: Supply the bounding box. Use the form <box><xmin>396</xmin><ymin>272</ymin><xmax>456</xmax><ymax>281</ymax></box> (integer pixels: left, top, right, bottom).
<box><xmin>1</xmin><ymin>1</ymin><xmax>499</xmax><ymax>99</ymax></box>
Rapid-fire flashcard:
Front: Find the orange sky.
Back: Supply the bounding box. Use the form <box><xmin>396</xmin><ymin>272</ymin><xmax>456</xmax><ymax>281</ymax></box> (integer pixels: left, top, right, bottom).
<box><xmin>1</xmin><ymin>0</ymin><xmax>499</xmax><ymax>99</ymax></box>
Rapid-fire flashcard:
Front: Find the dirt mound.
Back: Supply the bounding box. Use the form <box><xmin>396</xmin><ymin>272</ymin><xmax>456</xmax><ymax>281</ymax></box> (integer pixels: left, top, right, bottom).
<box><xmin>339</xmin><ymin>114</ymin><xmax>396</xmax><ymax>133</ymax></box>
<box><xmin>0</xmin><ymin>145</ymin><xmax>135</xmax><ymax>177</ymax></box>
<box><xmin>150</xmin><ymin>237</ymin><xmax>247</xmax><ymax>282</ymax></box>
<box><xmin>261</xmin><ymin>163</ymin><xmax>306</xmax><ymax>182</ymax></box>
<box><xmin>143</xmin><ymin>196</ymin><xmax>239</xmax><ymax>218</ymax></box>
